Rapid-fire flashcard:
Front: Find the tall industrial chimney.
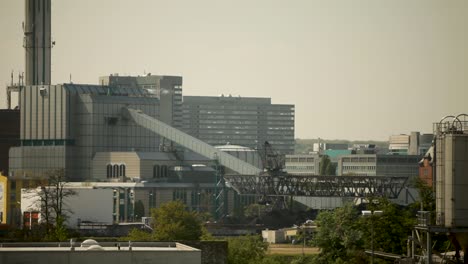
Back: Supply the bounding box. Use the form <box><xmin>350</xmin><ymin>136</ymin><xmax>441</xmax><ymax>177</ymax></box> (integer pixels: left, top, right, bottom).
<box><xmin>24</xmin><ymin>0</ymin><xmax>51</xmax><ymax>85</ymax></box>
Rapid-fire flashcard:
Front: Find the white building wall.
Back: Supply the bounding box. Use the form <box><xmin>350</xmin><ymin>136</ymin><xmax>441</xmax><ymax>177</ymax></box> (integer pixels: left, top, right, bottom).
<box><xmin>21</xmin><ymin>187</ymin><xmax>114</xmax><ymax>228</ymax></box>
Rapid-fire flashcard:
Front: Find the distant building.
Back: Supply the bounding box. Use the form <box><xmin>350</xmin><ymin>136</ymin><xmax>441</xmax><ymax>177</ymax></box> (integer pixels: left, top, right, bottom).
<box><xmin>409</xmin><ymin>132</ymin><xmax>433</xmax><ymax>155</ymax></box>
<box><xmin>181</xmin><ymin>95</ymin><xmax>295</xmax><ymax>155</ymax></box>
<box><xmin>284</xmin><ymin>154</ymin><xmax>319</xmax><ymax>175</ymax></box>
<box><xmin>337</xmin><ymin>154</ymin><xmax>420</xmax><ymax>177</ymax></box>
<box><xmin>389</xmin><ymin>132</ymin><xmax>433</xmax><ymax>155</ymax></box>
<box><xmin>389</xmin><ymin>135</ymin><xmax>410</xmax><ymax>155</ymax></box>
<box><xmin>313</xmin><ymin>142</ymin><xmax>348</xmax><ymax>153</ymax></box>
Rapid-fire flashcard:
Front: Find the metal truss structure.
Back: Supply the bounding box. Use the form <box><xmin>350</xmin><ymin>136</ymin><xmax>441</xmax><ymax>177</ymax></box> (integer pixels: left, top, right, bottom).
<box><xmin>224</xmin><ymin>174</ymin><xmax>409</xmax><ymax>199</ymax></box>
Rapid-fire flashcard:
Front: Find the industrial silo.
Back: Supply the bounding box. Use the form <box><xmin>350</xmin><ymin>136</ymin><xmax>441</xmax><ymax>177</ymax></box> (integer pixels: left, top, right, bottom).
<box><xmin>435</xmin><ymin>115</ymin><xmax>468</xmax><ymax>228</ymax></box>
<box><xmin>433</xmin><ymin>114</ymin><xmax>468</xmax><ymax>261</ymax></box>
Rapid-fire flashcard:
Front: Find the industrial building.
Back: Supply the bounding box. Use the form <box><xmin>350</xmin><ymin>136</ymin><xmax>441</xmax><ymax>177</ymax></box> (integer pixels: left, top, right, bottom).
<box><xmin>181</xmin><ymin>95</ymin><xmax>295</xmax><ymax>155</ymax></box>
<box><xmin>3</xmin><ymin>0</ymin><xmax>298</xmax><ymax>227</ymax></box>
<box><xmin>408</xmin><ymin>114</ymin><xmax>468</xmax><ymax>263</ymax></box>
<box><xmin>99</xmin><ymin>74</ymin><xmax>183</xmax><ymax>129</ymax></box>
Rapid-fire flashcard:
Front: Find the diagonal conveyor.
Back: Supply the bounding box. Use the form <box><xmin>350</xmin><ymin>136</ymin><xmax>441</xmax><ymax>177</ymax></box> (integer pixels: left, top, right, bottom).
<box><xmin>122</xmin><ymin>107</ymin><xmax>262</xmax><ymax>175</ymax></box>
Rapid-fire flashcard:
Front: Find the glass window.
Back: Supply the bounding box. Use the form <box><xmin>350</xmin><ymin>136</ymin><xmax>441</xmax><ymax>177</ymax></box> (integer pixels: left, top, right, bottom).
<box><xmin>153</xmin><ymin>165</ymin><xmax>160</xmax><ymax>178</ymax></box>
<box><xmin>107</xmin><ymin>164</ymin><xmax>112</xmax><ymax>178</ymax></box>
<box><xmin>113</xmin><ymin>164</ymin><xmax>119</xmax><ymax>178</ymax></box>
<box><xmin>120</xmin><ymin>164</ymin><xmax>126</xmax><ymax>177</ymax></box>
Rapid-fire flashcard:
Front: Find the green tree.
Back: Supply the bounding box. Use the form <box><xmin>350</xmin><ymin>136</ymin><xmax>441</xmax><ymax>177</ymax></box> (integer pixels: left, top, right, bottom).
<box><xmin>319</xmin><ymin>155</ymin><xmax>331</xmax><ymax>175</ymax></box>
<box><xmin>125</xmin><ymin>228</ymin><xmax>153</xmax><ymax>241</ymax></box>
<box><xmin>325</xmin><ymin>162</ymin><xmax>337</xmax><ymax>176</ymax></box>
<box><xmin>152</xmin><ymin>200</ymin><xmax>203</xmax><ymax>241</ymax></box>
<box><xmin>244</xmin><ymin>203</ymin><xmax>268</xmax><ymax>219</ymax></box>
<box><xmin>312</xmin><ymin>203</ymin><xmax>365</xmax><ymax>263</ymax></box>
<box><xmin>413</xmin><ymin>178</ymin><xmax>435</xmax><ymax>211</ymax></box>
<box><xmin>25</xmin><ymin>169</ymin><xmax>77</xmax><ymax>241</ymax></box>
<box><xmin>227</xmin><ymin>235</ymin><xmax>268</xmax><ymax>264</ymax></box>
<box><xmin>126</xmin><ymin>200</ymin><xmax>209</xmax><ymax>241</ymax></box>
<box><xmin>362</xmin><ymin>198</ymin><xmax>415</xmax><ymax>255</ymax></box>
<box><xmin>134</xmin><ymin>200</ymin><xmax>145</xmax><ymax>220</ymax></box>
<box><xmin>48</xmin><ymin>169</ymin><xmax>76</xmax><ymax>241</ymax></box>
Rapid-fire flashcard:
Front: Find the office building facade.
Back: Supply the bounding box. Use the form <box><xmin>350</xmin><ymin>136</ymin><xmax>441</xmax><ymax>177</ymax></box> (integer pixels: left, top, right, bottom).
<box><xmin>181</xmin><ymin>95</ymin><xmax>295</xmax><ymax>154</ymax></box>
<box><xmin>284</xmin><ymin>154</ymin><xmax>320</xmax><ymax>175</ymax></box>
<box><xmin>337</xmin><ymin>154</ymin><xmax>420</xmax><ymax>177</ymax></box>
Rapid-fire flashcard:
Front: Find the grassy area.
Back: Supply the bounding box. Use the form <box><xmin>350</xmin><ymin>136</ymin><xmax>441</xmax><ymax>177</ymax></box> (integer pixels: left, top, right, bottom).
<box><xmin>267</xmin><ymin>244</ymin><xmax>320</xmax><ymax>255</ymax></box>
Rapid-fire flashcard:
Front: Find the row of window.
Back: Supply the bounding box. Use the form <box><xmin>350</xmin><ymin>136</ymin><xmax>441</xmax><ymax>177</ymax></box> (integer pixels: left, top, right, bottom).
<box><xmin>107</xmin><ymin>164</ymin><xmax>126</xmax><ymax>178</ymax></box>
<box><xmin>342</xmin><ymin>166</ymin><xmax>376</xmax><ymax>171</ymax></box>
<box><xmin>153</xmin><ymin>165</ymin><xmax>168</xmax><ymax>178</ymax></box>
<box><xmin>285</xmin><ymin>166</ymin><xmax>315</xmax><ymax>171</ymax></box>
<box><xmin>342</xmin><ymin>157</ymin><xmax>376</xmax><ymax>163</ymax></box>
<box><xmin>286</xmin><ymin>157</ymin><xmax>315</xmax><ymax>163</ymax></box>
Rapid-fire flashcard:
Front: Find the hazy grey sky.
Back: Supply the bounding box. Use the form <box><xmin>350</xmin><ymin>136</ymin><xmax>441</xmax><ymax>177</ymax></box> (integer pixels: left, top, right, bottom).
<box><xmin>1</xmin><ymin>0</ymin><xmax>467</xmax><ymax>140</ymax></box>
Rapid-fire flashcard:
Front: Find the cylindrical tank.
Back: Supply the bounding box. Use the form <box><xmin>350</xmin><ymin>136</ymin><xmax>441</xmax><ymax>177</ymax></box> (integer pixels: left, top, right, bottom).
<box><xmin>24</xmin><ymin>0</ymin><xmax>51</xmax><ymax>85</ymax></box>
<box><xmin>435</xmin><ymin>133</ymin><xmax>468</xmax><ymax>228</ymax></box>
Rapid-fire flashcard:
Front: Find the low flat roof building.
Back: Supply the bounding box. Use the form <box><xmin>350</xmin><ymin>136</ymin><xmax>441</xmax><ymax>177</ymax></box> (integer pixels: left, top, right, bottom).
<box><xmin>0</xmin><ymin>241</ymin><xmax>201</xmax><ymax>264</ymax></box>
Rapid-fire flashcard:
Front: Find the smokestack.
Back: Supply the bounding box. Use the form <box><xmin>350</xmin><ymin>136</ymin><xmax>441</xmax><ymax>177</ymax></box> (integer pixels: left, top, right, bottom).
<box><xmin>24</xmin><ymin>0</ymin><xmax>51</xmax><ymax>85</ymax></box>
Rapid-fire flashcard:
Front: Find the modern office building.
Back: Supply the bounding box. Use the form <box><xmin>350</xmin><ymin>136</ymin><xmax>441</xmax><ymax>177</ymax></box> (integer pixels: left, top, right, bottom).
<box><xmin>181</xmin><ymin>95</ymin><xmax>295</xmax><ymax>154</ymax></box>
<box><xmin>389</xmin><ymin>132</ymin><xmax>433</xmax><ymax>155</ymax></box>
<box><xmin>409</xmin><ymin>132</ymin><xmax>433</xmax><ymax>155</ymax></box>
<box><xmin>388</xmin><ymin>134</ymin><xmax>410</xmax><ymax>155</ymax></box>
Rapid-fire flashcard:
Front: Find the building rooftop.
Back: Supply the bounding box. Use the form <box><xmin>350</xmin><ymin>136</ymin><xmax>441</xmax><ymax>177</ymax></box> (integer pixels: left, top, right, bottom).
<box><xmin>0</xmin><ymin>241</ymin><xmax>199</xmax><ymax>252</ymax></box>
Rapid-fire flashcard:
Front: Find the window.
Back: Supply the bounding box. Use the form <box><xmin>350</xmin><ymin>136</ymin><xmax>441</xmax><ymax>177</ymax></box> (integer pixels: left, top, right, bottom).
<box><xmin>153</xmin><ymin>165</ymin><xmax>160</xmax><ymax>178</ymax></box>
<box><xmin>107</xmin><ymin>164</ymin><xmax>112</xmax><ymax>178</ymax></box>
<box><xmin>120</xmin><ymin>164</ymin><xmax>126</xmax><ymax>177</ymax></box>
<box><xmin>107</xmin><ymin>163</ymin><xmax>126</xmax><ymax>179</ymax></box>
<box><xmin>113</xmin><ymin>164</ymin><xmax>119</xmax><ymax>178</ymax></box>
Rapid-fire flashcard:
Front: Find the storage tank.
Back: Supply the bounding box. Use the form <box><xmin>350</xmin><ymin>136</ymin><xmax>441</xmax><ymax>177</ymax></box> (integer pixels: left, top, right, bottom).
<box><xmin>435</xmin><ymin>115</ymin><xmax>468</xmax><ymax>228</ymax></box>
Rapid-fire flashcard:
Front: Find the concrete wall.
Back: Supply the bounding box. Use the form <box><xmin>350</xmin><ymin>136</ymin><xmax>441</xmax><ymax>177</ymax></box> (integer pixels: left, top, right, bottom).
<box><xmin>262</xmin><ymin>230</ymin><xmax>285</xmax><ymax>243</ymax></box>
<box><xmin>92</xmin><ymin>152</ymin><xmax>140</xmax><ymax>181</ymax></box>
